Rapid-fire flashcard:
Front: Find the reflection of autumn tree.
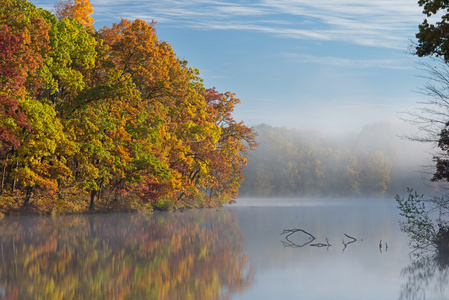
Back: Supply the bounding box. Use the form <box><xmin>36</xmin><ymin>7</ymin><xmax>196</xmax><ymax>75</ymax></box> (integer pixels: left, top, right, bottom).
<box><xmin>399</xmin><ymin>254</ymin><xmax>449</xmax><ymax>300</ymax></box>
<box><xmin>0</xmin><ymin>210</ymin><xmax>253</xmax><ymax>299</ymax></box>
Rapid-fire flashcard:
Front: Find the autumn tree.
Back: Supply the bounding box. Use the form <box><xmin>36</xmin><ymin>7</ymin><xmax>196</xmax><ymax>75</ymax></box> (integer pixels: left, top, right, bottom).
<box><xmin>202</xmin><ymin>89</ymin><xmax>257</xmax><ymax>204</ymax></box>
<box><xmin>0</xmin><ymin>25</ymin><xmax>29</xmax><ymax>154</ymax></box>
<box><xmin>97</xmin><ymin>19</ymin><xmax>190</xmax><ymax>208</ymax></box>
<box><xmin>54</xmin><ymin>0</ymin><xmax>95</xmax><ymax>29</ymax></box>
<box><xmin>0</xmin><ymin>0</ymin><xmax>72</xmax><ymax>206</ymax></box>
<box><xmin>0</xmin><ymin>0</ymin><xmax>256</xmax><ymax>213</ymax></box>
<box><xmin>98</xmin><ymin>19</ymin><xmax>256</xmax><ymax>209</ymax></box>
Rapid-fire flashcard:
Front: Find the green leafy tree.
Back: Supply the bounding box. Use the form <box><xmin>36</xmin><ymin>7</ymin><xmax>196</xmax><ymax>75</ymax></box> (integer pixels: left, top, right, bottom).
<box><xmin>395</xmin><ymin>0</ymin><xmax>449</xmax><ymax>256</ymax></box>
<box><xmin>415</xmin><ymin>0</ymin><xmax>449</xmax><ymax>62</ymax></box>
<box><xmin>395</xmin><ymin>189</ymin><xmax>449</xmax><ymax>254</ymax></box>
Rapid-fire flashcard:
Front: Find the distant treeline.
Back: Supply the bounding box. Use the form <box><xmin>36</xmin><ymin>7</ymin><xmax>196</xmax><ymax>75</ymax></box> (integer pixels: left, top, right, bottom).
<box><xmin>0</xmin><ymin>0</ymin><xmax>256</xmax><ymax>214</ymax></box>
<box><xmin>240</xmin><ymin>123</ymin><xmax>431</xmax><ymax>197</ymax></box>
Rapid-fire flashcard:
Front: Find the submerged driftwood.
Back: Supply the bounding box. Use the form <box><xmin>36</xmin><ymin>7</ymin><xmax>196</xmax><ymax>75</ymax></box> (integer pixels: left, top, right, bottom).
<box><xmin>281</xmin><ymin>229</ymin><xmax>316</xmax><ymax>248</ymax></box>
<box><xmin>281</xmin><ymin>229</ymin><xmax>362</xmax><ymax>252</ymax></box>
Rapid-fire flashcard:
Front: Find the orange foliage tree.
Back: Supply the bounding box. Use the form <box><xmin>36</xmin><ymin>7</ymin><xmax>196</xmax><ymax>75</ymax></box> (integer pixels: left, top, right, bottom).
<box><xmin>54</xmin><ymin>0</ymin><xmax>95</xmax><ymax>28</ymax></box>
<box><xmin>0</xmin><ymin>0</ymin><xmax>257</xmax><ymax>213</ymax></box>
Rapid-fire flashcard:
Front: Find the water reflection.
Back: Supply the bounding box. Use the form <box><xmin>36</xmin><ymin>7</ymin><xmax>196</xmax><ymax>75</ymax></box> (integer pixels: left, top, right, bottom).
<box><xmin>230</xmin><ymin>199</ymin><xmax>414</xmax><ymax>300</ymax></box>
<box><xmin>399</xmin><ymin>254</ymin><xmax>449</xmax><ymax>300</ymax></box>
<box><xmin>0</xmin><ymin>210</ymin><xmax>253</xmax><ymax>300</ymax></box>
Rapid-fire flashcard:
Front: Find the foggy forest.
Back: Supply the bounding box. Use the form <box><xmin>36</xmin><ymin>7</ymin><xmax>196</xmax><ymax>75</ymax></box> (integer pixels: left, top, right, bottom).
<box><xmin>240</xmin><ymin>122</ymin><xmax>434</xmax><ymax>198</ymax></box>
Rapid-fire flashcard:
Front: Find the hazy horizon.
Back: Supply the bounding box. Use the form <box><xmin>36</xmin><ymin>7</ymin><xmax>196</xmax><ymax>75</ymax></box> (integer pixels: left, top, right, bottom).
<box><xmin>240</xmin><ymin>120</ymin><xmax>438</xmax><ymax>198</ymax></box>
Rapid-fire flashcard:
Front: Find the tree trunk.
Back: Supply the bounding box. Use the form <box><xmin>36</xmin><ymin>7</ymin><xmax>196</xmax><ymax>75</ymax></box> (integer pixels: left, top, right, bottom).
<box><xmin>11</xmin><ymin>161</ymin><xmax>18</xmax><ymax>193</ymax></box>
<box><xmin>23</xmin><ymin>185</ymin><xmax>34</xmax><ymax>207</ymax></box>
<box><xmin>89</xmin><ymin>190</ymin><xmax>97</xmax><ymax>209</ymax></box>
<box><xmin>1</xmin><ymin>154</ymin><xmax>9</xmax><ymax>195</ymax></box>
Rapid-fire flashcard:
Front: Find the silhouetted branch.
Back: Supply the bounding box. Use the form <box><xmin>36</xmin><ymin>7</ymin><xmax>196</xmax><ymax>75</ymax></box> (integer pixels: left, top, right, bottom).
<box><xmin>280</xmin><ymin>230</ymin><xmax>364</xmax><ymax>252</ymax></box>
<box><xmin>310</xmin><ymin>237</ymin><xmax>332</xmax><ymax>249</ymax></box>
<box><xmin>344</xmin><ymin>234</ymin><xmax>357</xmax><ymax>241</ymax></box>
<box><xmin>342</xmin><ymin>233</ymin><xmax>358</xmax><ymax>252</ymax></box>
<box><xmin>280</xmin><ymin>229</ymin><xmax>316</xmax><ymax>248</ymax></box>
<box><xmin>281</xmin><ymin>229</ymin><xmax>315</xmax><ymax>240</ymax></box>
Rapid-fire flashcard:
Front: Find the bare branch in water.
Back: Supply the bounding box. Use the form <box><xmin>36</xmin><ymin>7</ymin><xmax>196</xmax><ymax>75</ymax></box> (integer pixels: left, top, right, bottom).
<box><xmin>280</xmin><ymin>229</ymin><xmax>316</xmax><ymax>248</ymax></box>
<box><xmin>342</xmin><ymin>234</ymin><xmax>358</xmax><ymax>253</ymax></box>
<box><xmin>281</xmin><ymin>229</ymin><xmax>315</xmax><ymax>240</ymax></box>
<box><xmin>310</xmin><ymin>237</ymin><xmax>332</xmax><ymax>249</ymax></box>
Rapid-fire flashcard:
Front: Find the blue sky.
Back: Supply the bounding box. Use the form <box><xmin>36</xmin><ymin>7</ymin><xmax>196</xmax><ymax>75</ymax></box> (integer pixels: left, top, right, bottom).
<box><xmin>33</xmin><ymin>0</ymin><xmax>429</xmax><ymax>133</ymax></box>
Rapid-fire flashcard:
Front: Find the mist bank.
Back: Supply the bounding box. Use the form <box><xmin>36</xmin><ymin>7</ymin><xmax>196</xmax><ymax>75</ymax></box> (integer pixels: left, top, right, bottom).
<box><xmin>240</xmin><ymin>121</ymin><xmax>435</xmax><ymax>198</ymax></box>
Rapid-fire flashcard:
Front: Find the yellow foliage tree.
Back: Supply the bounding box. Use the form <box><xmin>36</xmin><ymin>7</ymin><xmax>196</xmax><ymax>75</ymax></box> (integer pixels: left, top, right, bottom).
<box><xmin>54</xmin><ymin>0</ymin><xmax>95</xmax><ymax>29</ymax></box>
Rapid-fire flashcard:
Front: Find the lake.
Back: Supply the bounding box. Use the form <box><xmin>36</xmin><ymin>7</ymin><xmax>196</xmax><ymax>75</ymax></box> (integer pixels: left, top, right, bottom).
<box><xmin>0</xmin><ymin>197</ymin><xmax>448</xmax><ymax>299</ymax></box>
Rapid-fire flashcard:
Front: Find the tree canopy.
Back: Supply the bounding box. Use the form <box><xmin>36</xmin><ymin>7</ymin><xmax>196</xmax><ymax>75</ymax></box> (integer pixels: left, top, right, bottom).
<box><xmin>416</xmin><ymin>0</ymin><xmax>449</xmax><ymax>62</ymax></box>
<box><xmin>0</xmin><ymin>0</ymin><xmax>256</xmax><ymax>214</ymax></box>
<box><xmin>413</xmin><ymin>0</ymin><xmax>449</xmax><ymax>186</ymax></box>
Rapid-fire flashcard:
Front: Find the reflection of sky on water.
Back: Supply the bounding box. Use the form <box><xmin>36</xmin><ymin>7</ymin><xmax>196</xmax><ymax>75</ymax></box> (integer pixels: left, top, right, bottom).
<box><xmin>227</xmin><ymin>198</ymin><xmax>444</xmax><ymax>300</ymax></box>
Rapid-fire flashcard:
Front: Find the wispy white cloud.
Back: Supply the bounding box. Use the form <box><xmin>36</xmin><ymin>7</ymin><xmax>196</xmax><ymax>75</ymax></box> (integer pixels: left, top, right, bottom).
<box><xmin>85</xmin><ymin>0</ymin><xmax>424</xmax><ymax>50</ymax></box>
<box><xmin>257</xmin><ymin>0</ymin><xmax>422</xmax><ymax>48</ymax></box>
<box><xmin>33</xmin><ymin>0</ymin><xmax>424</xmax><ymax>50</ymax></box>
<box><xmin>279</xmin><ymin>52</ymin><xmax>412</xmax><ymax>69</ymax></box>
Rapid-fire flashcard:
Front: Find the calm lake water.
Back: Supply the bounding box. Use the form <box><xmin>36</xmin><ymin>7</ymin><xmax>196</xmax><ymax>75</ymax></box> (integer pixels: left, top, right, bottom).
<box><xmin>0</xmin><ymin>198</ymin><xmax>448</xmax><ymax>299</ymax></box>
